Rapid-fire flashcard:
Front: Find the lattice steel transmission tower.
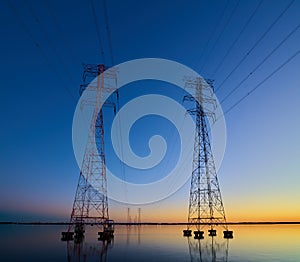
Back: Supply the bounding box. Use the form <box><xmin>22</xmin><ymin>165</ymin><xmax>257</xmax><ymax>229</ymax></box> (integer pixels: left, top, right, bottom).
<box><xmin>182</xmin><ymin>77</ymin><xmax>233</xmax><ymax>239</ymax></box>
<box><xmin>62</xmin><ymin>64</ymin><xmax>117</xmax><ymax>242</ymax></box>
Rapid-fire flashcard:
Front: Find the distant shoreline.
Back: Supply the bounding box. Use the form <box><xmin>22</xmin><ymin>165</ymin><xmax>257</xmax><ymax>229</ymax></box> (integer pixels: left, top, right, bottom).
<box><xmin>1</xmin><ymin>221</ymin><xmax>300</xmax><ymax>225</ymax></box>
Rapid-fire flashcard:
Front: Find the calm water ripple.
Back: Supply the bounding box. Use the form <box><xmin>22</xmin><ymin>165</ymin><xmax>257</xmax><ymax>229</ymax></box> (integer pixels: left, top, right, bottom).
<box><xmin>0</xmin><ymin>224</ymin><xmax>299</xmax><ymax>261</ymax></box>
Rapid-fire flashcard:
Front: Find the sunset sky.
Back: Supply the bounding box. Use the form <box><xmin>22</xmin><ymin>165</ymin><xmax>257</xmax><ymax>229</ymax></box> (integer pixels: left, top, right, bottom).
<box><xmin>1</xmin><ymin>0</ymin><xmax>300</xmax><ymax>223</ymax></box>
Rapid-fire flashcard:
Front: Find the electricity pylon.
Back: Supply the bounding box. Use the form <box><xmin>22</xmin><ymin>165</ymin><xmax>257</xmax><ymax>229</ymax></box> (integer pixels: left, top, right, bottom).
<box><xmin>182</xmin><ymin>77</ymin><xmax>233</xmax><ymax>239</ymax></box>
<box><xmin>62</xmin><ymin>64</ymin><xmax>117</xmax><ymax>241</ymax></box>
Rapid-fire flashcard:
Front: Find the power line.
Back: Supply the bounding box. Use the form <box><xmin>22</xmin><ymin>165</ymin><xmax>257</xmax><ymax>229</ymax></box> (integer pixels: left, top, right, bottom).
<box><xmin>103</xmin><ymin>0</ymin><xmax>114</xmax><ymax>66</ymax></box>
<box><xmin>197</xmin><ymin>0</ymin><xmax>230</xmax><ymax>69</ymax></box>
<box><xmin>220</xmin><ymin>22</ymin><xmax>300</xmax><ymax>105</ymax></box>
<box><xmin>210</xmin><ymin>0</ymin><xmax>264</xmax><ymax>78</ymax></box>
<box><xmin>215</xmin><ymin>0</ymin><xmax>295</xmax><ymax>93</ymax></box>
<box><xmin>216</xmin><ymin>47</ymin><xmax>300</xmax><ymax>121</ymax></box>
<box><xmin>100</xmin><ymin>0</ymin><xmax>124</xmax><ymax>200</ymax></box>
<box><xmin>44</xmin><ymin>0</ymin><xmax>78</xmax><ymax>62</ymax></box>
<box><xmin>199</xmin><ymin>0</ymin><xmax>241</xmax><ymax>73</ymax></box>
<box><xmin>89</xmin><ymin>0</ymin><xmax>106</xmax><ymax>63</ymax></box>
<box><xmin>24</xmin><ymin>0</ymin><xmax>78</xmax><ymax>89</ymax></box>
<box><xmin>6</xmin><ymin>0</ymin><xmax>77</xmax><ymax>101</ymax></box>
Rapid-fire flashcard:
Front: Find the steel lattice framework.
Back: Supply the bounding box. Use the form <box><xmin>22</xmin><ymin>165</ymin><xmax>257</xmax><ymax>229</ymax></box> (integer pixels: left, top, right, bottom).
<box><xmin>184</xmin><ymin>77</ymin><xmax>230</xmax><ymax>235</ymax></box>
<box><xmin>68</xmin><ymin>64</ymin><xmax>117</xmax><ymax>233</ymax></box>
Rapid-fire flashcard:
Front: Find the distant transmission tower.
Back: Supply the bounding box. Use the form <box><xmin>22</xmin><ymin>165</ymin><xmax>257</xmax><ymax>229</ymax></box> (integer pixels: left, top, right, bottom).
<box><xmin>138</xmin><ymin>208</ymin><xmax>141</xmax><ymax>225</ymax></box>
<box><xmin>182</xmin><ymin>77</ymin><xmax>233</xmax><ymax>239</ymax></box>
<box><xmin>127</xmin><ymin>208</ymin><xmax>131</xmax><ymax>225</ymax></box>
<box><xmin>62</xmin><ymin>64</ymin><xmax>118</xmax><ymax>242</ymax></box>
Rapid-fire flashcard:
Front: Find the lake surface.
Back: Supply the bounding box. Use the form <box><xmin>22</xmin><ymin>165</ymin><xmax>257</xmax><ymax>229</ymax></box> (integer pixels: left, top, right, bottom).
<box><xmin>0</xmin><ymin>224</ymin><xmax>299</xmax><ymax>261</ymax></box>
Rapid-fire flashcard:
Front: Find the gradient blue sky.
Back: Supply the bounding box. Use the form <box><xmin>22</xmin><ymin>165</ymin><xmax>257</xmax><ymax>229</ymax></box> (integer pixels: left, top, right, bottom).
<box><xmin>0</xmin><ymin>0</ymin><xmax>300</xmax><ymax>222</ymax></box>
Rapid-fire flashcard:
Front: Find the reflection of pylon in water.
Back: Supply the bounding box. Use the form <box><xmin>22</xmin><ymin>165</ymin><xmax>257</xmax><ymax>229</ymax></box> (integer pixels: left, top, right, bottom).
<box><xmin>67</xmin><ymin>238</ymin><xmax>113</xmax><ymax>262</ymax></box>
<box><xmin>62</xmin><ymin>64</ymin><xmax>118</xmax><ymax>241</ymax></box>
<box><xmin>187</xmin><ymin>236</ymin><xmax>229</xmax><ymax>262</ymax></box>
<box><xmin>126</xmin><ymin>226</ymin><xmax>142</xmax><ymax>245</ymax></box>
<box><xmin>137</xmin><ymin>208</ymin><xmax>141</xmax><ymax>244</ymax></box>
<box><xmin>182</xmin><ymin>77</ymin><xmax>233</xmax><ymax>239</ymax></box>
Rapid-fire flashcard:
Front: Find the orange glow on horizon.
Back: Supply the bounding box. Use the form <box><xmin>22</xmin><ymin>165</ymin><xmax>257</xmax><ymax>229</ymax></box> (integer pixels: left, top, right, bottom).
<box><xmin>109</xmin><ymin>203</ymin><xmax>300</xmax><ymax>223</ymax></box>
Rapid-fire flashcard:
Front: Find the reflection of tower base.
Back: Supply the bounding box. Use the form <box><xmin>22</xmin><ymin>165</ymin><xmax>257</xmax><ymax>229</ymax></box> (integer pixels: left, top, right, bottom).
<box><xmin>188</xmin><ymin>234</ymin><xmax>230</xmax><ymax>261</ymax></box>
<box><xmin>183</xmin><ymin>229</ymin><xmax>192</xmax><ymax>237</ymax></box>
<box><xmin>223</xmin><ymin>230</ymin><xmax>233</xmax><ymax>239</ymax></box>
<box><xmin>74</xmin><ymin>234</ymin><xmax>85</xmax><ymax>244</ymax></box>
<box><xmin>65</xmin><ymin>236</ymin><xmax>112</xmax><ymax>261</ymax></box>
<box><xmin>194</xmin><ymin>230</ymin><xmax>204</xmax><ymax>239</ymax></box>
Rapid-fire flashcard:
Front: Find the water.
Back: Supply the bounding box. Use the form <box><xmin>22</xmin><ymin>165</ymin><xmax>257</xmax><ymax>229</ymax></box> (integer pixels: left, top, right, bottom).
<box><xmin>0</xmin><ymin>224</ymin><xmax>299</xmax><ymax>261</ymax></box>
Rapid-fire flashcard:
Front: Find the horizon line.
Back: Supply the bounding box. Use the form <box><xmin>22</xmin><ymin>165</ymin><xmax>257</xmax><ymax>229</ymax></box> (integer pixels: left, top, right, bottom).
<box><xmin>1</xmin><ymin>221</ymin><xmax>300</xmax><ymax>225</ymax></box>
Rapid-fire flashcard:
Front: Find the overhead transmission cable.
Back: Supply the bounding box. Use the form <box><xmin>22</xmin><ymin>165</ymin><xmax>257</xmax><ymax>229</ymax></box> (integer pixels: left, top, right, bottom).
<box><xmin>216</xmin><ymin>48</ymin><xmax>300</xmax><ymax>121</ymax></box>
<box><xmin>199</xmin><ymin>0</ymin><xmax>241</xmax><ymax>73</ymax></box>
<box><xmin>215</xmin><ymin>0</ymin><xmax>295</xmax><ymax>93</ymax></box>
<box><xmin>6</xmin><ymin>0</ymin><xmax>77</xmax><ymax>101</ymax></box>
<box><xmin>220</xmin><ymin>22</ymin><xmax>300</xmax><ymax>105</ymax></box>
<box><xmin>44</xmin><ymin>0</ymin><xmax>78</xmax><ymax>62</ymax></box>
<box><xmin>94</xmin><ymin>0</ymin><xmax>127</xmax><ymax>200</ymax></box>
<box><xmin>101</xmin><ymin>0</ymin><xmax>125</xmax><ymax>192</ymax></box>
<box><xmin>90</xmin><ymin>0</ymin><xmax>106</xmax><ymax>63</ymax></box>
<box><xmin>210</xmin><ymin>0</ymin><xmax>264</xmax><ymax>78</ymax></box>
<box><xmin>103</xmin><ymin>0</ymin><xmax>114</xmax><ymax>66</ymax></box>
<box><xmin>197</xmin><ymin>0</ymin><xmax>230</xmax><ymax>68</ymax></box>
<box><xmin>24</xmin><ymin>0</ymin><xmax>78</xmax><ymax>89</ymax></box>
